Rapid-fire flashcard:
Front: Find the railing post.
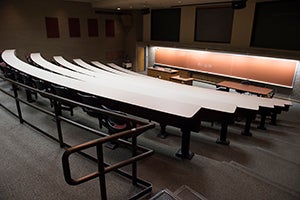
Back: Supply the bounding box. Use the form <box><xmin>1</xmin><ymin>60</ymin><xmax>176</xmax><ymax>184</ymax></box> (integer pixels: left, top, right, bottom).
<box><xmin>12</xmin><ymin>84</ymin><xmax>23</xmax><ymax>123</ymax></box>
<box><xmin>53</xmin><ymin>100</ymin><xmax>64</xmax><ymax>147</ymax></box>
<box><xmin>131</xmin><ymin>135</ymin><xmax>138</xmax><ymax>185</ymax></box>
<box><xmin>96</xmin><ymin>144</ymin><xmax>107</xmax><ymax>200</ymax></box>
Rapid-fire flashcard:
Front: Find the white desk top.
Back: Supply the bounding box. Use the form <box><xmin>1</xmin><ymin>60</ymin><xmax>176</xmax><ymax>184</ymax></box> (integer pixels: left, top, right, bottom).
<box><xmin>77</xmin><ymin>59</ymin><xmax>263</xmax><ymax>111</ymax></box>
<box><xmin>73</xmin><ymin>59</ymin><xmax>108</xmax><ymax>74</ymax></box>
<box><xmin>106</xmin><ymin>63</ymin><xmax>263</xmax><ymax>110</ymax></box>
<box><xmin>50</xmin><ymin>57</ymin><xmax>291</xmax><ymax>111</ymax></box>
<box><xmin>108</xmin><ymin>63</ymin><xmax>292</xmax><ymax>109</ymax></box>
<box><xmin>4</xmin><ymin>49</ymin><xmax>238</xmax><ymax>118</ymax></box>
<box><xmin>92</xmin><ymin>61</ymin><xmax>124</xmax><ymax>75</ymax></box>
<box><xmin>30</xmin><ymin>53</ymin><xmax>93</xmax><ymax>80</ymax></box>
<box><xmin>4</xmin><ymin>49</ymin><xmax>291</xmax><ymax>122</ymax></box>
<box><xmin>74</xmin><ymin>59</ymin><xmax>238</xmax><ymax>113</ymax></box>
<box><xmin>53</xmin><ymin>56</ymin><xmax>96</xmax><ymax>76</ymax></box>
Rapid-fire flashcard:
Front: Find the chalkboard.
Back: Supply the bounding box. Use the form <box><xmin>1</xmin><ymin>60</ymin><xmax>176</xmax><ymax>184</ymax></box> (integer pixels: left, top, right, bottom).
<box><xmin>251</xmin><ymin>1</ymin><xmax>300</xmax><ymax>51</ymax></box>
<box><xmin>155</xmin><ymin>48</ymin><xmax>298</xmax><ymax>88</ymax></box>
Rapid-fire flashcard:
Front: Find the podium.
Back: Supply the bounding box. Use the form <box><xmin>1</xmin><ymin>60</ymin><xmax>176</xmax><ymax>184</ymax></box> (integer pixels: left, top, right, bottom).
<box><xmin>122</xmin><ymin>62</ymin><xmax>132</xmax><ymax>70</ymax></box>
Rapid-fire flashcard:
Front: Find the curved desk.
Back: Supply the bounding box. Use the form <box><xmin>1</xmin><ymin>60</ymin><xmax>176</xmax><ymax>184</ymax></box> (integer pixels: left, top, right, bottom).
<box><xmin>108</xmin><ymin>63</ymin><xmax>291</xmax><ymax>107</ymax></box>
<box><xmin>65</xmin><ymin>57</ymin><xmax>293</xmax><ymax>132</ymax></box>
<box><xmin>59</xmin><ymin>57</ymin><xmax>238</xmax><ymax>115</ymax></box>
<box><xmin>106</xmin><ymin>63</ymin><xmax>292</xmax><ymax>129</ymax></box>
<box><xmin>76</xmin><ymin>59</ymin><xmax>288</xmax><ymax>134</ymax></box>
<box><xmin>3</xmin><ymin>49</ymin><xmax>237</xmax><ymax>159</ymax></box>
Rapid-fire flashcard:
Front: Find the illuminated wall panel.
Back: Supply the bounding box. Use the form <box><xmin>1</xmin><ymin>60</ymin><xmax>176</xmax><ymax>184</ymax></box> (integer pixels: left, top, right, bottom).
<box><xmin>155</xmin><ymin>47</ymin><xmax>298</xmax><ymax>88</ymax></box>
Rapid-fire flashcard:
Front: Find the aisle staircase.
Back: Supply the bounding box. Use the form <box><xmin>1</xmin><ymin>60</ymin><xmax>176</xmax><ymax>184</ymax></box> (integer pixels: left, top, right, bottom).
<box><xmin>151</xmin><ymin>185</ymin><xmax>207</xmax><ymax>200</ymax></box>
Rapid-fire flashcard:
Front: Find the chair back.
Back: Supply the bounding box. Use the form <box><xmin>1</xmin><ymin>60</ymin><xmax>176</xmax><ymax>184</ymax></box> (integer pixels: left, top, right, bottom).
<box><xmin>51</xmin><ymin>84</ymin><xmax>79</xmax><ymax>104</ymax></box>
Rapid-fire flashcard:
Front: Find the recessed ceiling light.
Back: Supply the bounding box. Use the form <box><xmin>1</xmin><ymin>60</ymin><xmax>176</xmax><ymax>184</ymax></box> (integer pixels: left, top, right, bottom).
<box><xmin>117</xmin><ymin>7</ymin><xmax>121</xmax><ymax>10</ymax></box>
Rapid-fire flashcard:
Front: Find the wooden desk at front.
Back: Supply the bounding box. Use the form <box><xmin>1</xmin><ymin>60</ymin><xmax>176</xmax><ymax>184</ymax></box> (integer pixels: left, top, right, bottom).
<box><xmin>147</xmin><ymin>66</ymin><xmax>178</xmax><ymax>80</ymax></box>
<box><xmin>170</xmin><ymin>75</ymin><xmax>194</xmax><ymax>85</ymax></box>
<box><xmin>216</xmin><ymin>81</ymin><xmax>274</xmax><ymax>97</ymax></box>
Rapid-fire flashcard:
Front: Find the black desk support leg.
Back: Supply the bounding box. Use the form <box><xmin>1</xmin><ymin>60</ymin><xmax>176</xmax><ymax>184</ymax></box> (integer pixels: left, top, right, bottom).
<box><xmin>258</xmin><ymin>112</ymin><xmax>267</xmax><ymax>130</ymax></box>
<box><xmin>176</xmin><ymin>128</ymin><xmax>194</xmax><ymax>160</ymax></box>
<box><xmin>216</xmin><ymin>122</ymin><xmax>230</xmax><ymax>145</ymax></box>
<box><xmin>241</xmin><ymin>112</ymin><xmax>255</xmax><ymax>136</ymax></box>
<box><xmin>158</xmin><ymin>123</ymin><xmax>168</xmax><ymax>139</ymax></box>
<box><xmin>270</xmin><ymin>112</ymin><xmax>277</xmax><ymax>125</ymax></box>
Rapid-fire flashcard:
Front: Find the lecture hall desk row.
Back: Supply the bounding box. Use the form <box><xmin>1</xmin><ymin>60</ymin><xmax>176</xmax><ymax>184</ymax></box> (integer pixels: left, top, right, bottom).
<box><xmin>1</xmin><ymin>49</ymin><xmax>292</xmax><ymax>159</ymax></box>
<box><xmin>48</xmin><ymin>53</ymin><xmax>292</xmax><ymax>145</ymax></box>
<box><xmin>51</xmin><ymin>54</ymin><xmax>292</xmax><ymax>135</ymax></box>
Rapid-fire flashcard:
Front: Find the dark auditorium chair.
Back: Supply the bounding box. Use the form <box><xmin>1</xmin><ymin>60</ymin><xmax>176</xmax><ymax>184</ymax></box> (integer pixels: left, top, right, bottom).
<box><xmin>20</xmin><ymin>72</ymin><xmax>38</xmax><ymax>103</ymax></box>
<box><xmin>2</xmin><ymin>66</ymin><xmax>15</xmax><ymax>80</ymax></box>
<box><xmin>0</xmin><ymin>52</ymin><xmax>7</xmax><ymax>74</ymax></box>
<box><xmin>77</xmin><ymin>92</ymin><xmax>132</xmax><ymax>132</ymax></box>
<box><xmin>11</xmin><ymin>69</ymin><xmax>25</xmax><ymax>84</ymax></box>
<box><xmin>77</xmin><ymin>92</ymin><xmax>133</xmax><ymax>149</ymax></box>
<box><xmin>1</xmin><ymin>66</ymin><xmax>20</xmax><ymax>91</ymax></box>
<box><xmin>77</xmin><ymin>92</ymin><xmax>103</xmax><ymax>129</ymax></box>
<box><xmin>100</xmin><ymin>105</ymin><xmax>133</xmax><ymax>134</ymax></box>
<box><xmin>100</xmin><ymin>104</ymin><xmax>134</xmax><ymax>149</ymax></box>
<box><xmin>51</xmin><ymin>84</ymin><xmax>77</xmax><ymax>116</ymax></box>
<box><xmin>0</xmin><ymin>62</ymin><xmax>6</xmax><ymax>74</ymax></box>
<box><xmin>32</xmin><ymin>78</ymin><xmax>53</xmax><ymax>107</ymax></box>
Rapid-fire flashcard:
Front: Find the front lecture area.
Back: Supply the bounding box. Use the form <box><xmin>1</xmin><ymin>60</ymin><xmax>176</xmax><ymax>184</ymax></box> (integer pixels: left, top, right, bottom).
<box><xmin>1</xmin><ymin>0</ymin><xmax>300</xmax><ymax>200</ymax></box>
<box><xmin>148</xmin><ymin>47</ymin><xmax>298</xmax><ymax>96</ymax></box>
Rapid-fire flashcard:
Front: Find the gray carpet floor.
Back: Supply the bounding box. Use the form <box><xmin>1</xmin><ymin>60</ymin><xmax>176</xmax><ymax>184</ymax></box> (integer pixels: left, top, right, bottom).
<box><xmin>1</xmin><ymin>79</ymin><xmax>300</xmax><ymax>200</ymax></box>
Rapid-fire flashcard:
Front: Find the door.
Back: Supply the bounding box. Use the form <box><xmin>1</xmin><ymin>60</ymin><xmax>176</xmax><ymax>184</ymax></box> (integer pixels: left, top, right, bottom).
<box><xmin>136</xmin><ymin>46</ymin><xmax>145</xmax><ymax>72</ymax></box>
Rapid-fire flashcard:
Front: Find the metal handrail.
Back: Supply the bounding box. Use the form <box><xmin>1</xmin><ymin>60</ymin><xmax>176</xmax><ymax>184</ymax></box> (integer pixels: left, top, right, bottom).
<box><xmin>0</xmin><ymin>73</ymin><xmax>156</xmax><ymax>199</ymax></box>
<box><xmin>62</xmin><ymin>124</ymin><xmax>154</xmax><ymax>184</ymax></box>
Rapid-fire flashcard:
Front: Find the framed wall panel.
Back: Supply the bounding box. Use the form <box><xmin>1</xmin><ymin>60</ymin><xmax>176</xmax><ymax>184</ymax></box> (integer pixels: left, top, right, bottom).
<box><xmin>45</xmin><ymin>17</ymin><xmax>59</xmax><ymax>38</ymax></box>
<box><xmin>195</xmin><ymin>7</ymin><xmax>233</xmax><ymax>43</ymax></box>
<box><xmin>151</xmin><ymin>8</ymin><xmax>181</xmax><ymax>42</ymax></box>
<box><xmin>105</xmin><ymin>19</ymin><xmax>115</xmax><ymax>37</ymax></box>
<box><xmin>251</xmin><ymin>1</ymin><xmax>300</xmax><ymax>51</ymax></box>
<box><xmin>88</xmin><ymin>18</ymin><xmax>98</xmax><ymax>37</ymax></box>
<box><xmin>68</xmin><ymin>18</ymin><xmax>80</xmax><ymax>37</ymax></box>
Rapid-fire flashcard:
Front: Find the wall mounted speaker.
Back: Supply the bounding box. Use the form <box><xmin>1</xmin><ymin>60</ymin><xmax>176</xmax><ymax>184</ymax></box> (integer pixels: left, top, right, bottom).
<box><xmin>232</xmin><ymin>1</ymin><xmax>246</xmax><ymax>9</ymax></box>
<box><xmin>141</xmin><ymin>8</ymin><xmax>150</xmax><ymax>15</ymax></box>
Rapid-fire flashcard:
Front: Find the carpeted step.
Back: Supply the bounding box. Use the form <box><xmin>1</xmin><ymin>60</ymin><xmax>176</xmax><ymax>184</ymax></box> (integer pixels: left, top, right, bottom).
<box><xmin>149</xmin><ymin>189</ymin><xmax>180</xmax><ymax>200</ymax></box>
<box><xmin>150</xmin><ymin>185</ymin><xmax>207</xmax><ymax>200</ymax></box>
<box><xmin>173</xmin><ymin>185</ymin><xmax>207</xmax><ymax>200</ymax></box>
<box><xmin>224</xmin><ymin>160</ymin><xmax>300</xmax><ymax>198</ymax></box>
